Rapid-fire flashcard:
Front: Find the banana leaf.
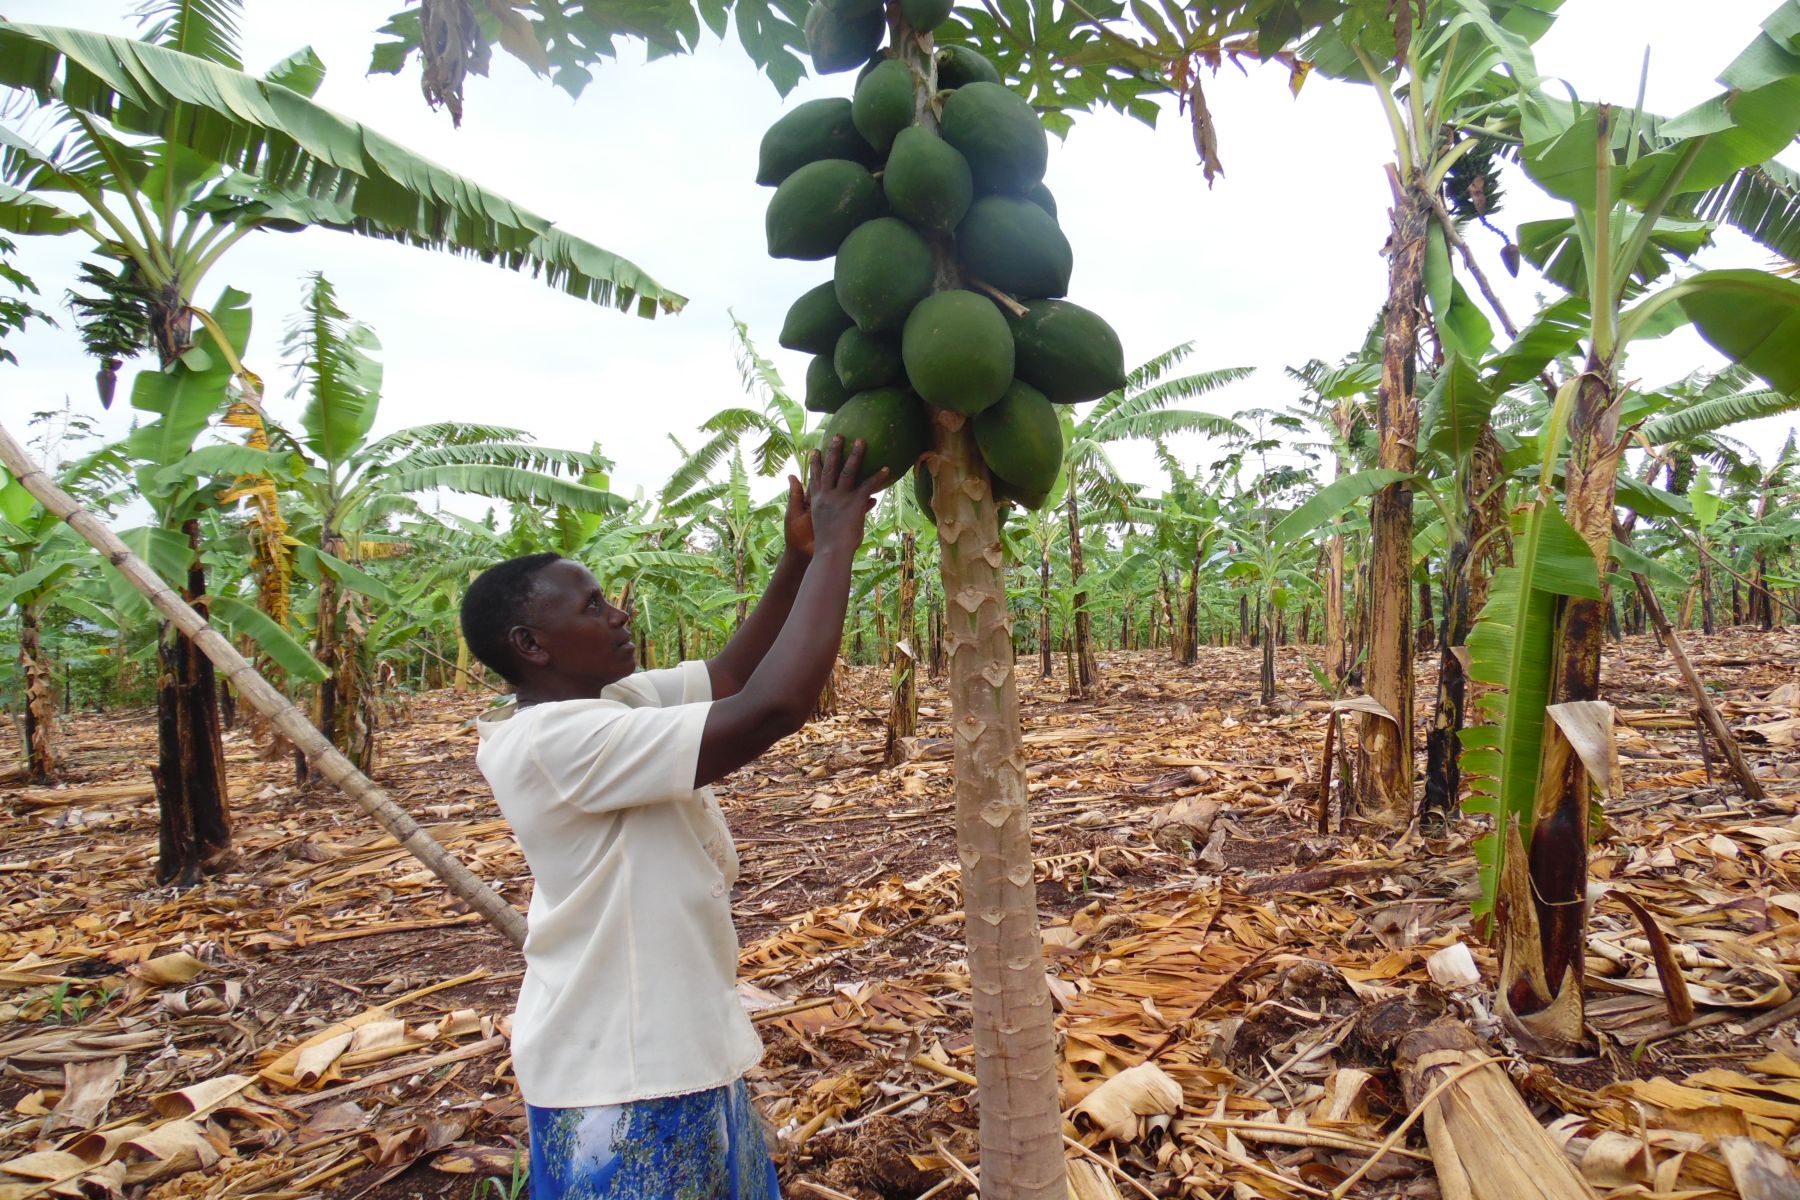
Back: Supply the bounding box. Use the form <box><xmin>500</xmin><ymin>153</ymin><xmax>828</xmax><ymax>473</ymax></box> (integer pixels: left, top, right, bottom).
<box><xmin>0</xmin><ymin>22</ymin><xmax>683</xmax><ymax>316</ymax></box>
<box><xmin>209</xmin><ymin>593</ymin><xmax>328</xmax><ymax>683</ymax></box>
<box><xmin>1461</xmin><ymin>499</ymin><xmax>1602</xmax><ymax>918</ymax></box>
<box><xmin>1268</xmin><ymin>469</ymin><xmax>1410</xmax><ymax>544</ymax></box>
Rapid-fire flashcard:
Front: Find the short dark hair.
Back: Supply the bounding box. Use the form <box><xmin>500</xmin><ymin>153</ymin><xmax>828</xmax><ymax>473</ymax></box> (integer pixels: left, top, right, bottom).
<box><xmin>460</xmin><ymin>553</ymin><xmax>564</xmax><ymax>684</ymax></box>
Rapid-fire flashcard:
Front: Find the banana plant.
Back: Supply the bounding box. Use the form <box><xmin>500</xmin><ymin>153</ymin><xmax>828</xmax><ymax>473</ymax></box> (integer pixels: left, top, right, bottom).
<box><xmin>1060</xmin><ymin>349</ymin><xmax>1250</xmax><ymax>696</ymax></box>
<box><xmin>259</xmin><ymin>272</ymin><xmax>618</xmax><ymax>769</ymax></box>
<box><xmin>0</xmin><ymin>462</ymin><xmax>116</xmax><ymax>782</ymax></box>
<box><xmin>1231</xmin><ymin>465</ymin><xmax>1412</xmax><ymax>703</ymax></box>
<box><xmin>1307</xmin><ymin>0</ymin><xmax>1568</xmax><ymax>823</ymax></box>
<box><xmin>0</xmin><ymin>1</ymin><xmax>681</xmax><ymax>886</ymax></box>
<box><xmin>1464</xmin><ymin>1</ymin><xmax>1800</xmax><ymax>1052</ymax></box>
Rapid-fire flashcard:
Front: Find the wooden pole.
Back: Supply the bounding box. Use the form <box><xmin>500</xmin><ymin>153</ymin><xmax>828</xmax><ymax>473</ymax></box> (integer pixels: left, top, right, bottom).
<box><xmin>0</xmin><ymin>421</ymin><xmax>527</xmax><ymax>949</ymax></box>
<box><xmin>1631</xmin><ymin>572</ymin><xmax>1766</xmax><ymax>801</ymax></box>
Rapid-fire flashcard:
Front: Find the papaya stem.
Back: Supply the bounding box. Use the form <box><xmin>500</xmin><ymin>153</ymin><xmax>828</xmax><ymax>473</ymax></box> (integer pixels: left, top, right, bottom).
<box><xmin>966</xmin><ymin>276</ymin><xmax>1029</xmax><ymax>317</ymax></box>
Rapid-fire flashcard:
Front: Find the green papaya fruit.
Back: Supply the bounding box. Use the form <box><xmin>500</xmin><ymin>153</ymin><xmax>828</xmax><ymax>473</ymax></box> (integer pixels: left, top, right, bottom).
<box><xmin>993</xmin><ymin>476</ymin><xmax>1050</xmax><ymax>509</ymax></box>
<box><xmin>766</xmin><ymin>159</ymin><xmax>883</xmax><ymax>260</ymax></box>
<box><xmin>883</xmin><ymin>126</ymin><xmax>973</xmax><ymax>234</ymax></box>
<box><xmin>902</xmin><ymin>0</ymin><xmax>954</xmax><ymax>32</ymax></box>
<box><xmin>823</xmin><ymin>387</ymin><xmax>932</xmax><ymax>489</ymax></box>
<box><xmin>756</xmin><ymin>98</ymin><xmax>877</xmax><ymax>187</ymax></box>
<box><xmin>835</xmin><ymin>217</ymin><xmax>935</xmax><ymax>332</ymax></box>
<box><xmin>806</xmin><ymin>353</ymin><xmax>854</xmax><ymax>413</ymax></box>
<box><xmin>956</xmin><ymin>194</ymin><xmax>1071</xmax><ymax>297</ymax></box>
<box><xmin>780</xmin><ymin>280</ymin><xmax>856</xmax><ymax>354</ymax></box>
<box><xmin>1026</xmin><ymin>180</ymin><xmax>1057</xmax><ymax>217</ymax></box>
<box><xmin>805</xmin><ymin>0</ymin><xmax>885</xmax><ymax>74</ymax></box>
<box><xmin>834</xmin><ymin>326</ymin><xmax>904</xmax><ymax>390</ymax></box>
<box><xmin>974</xmin><ymin>379</ymin><xmax>1063</xmax><ymax>495</ymax></box>
<box><xmin>852</xmin><ymin>60</ymin><xmax>916</xmax><ymax>155</ymax></box>
<box><xmin>1006</xmin><ymin>299</ymin><xmax>1127</xmax><ymax>403</ymax></box>
<box><xmin>934</xmin><ymin>44</ymin><xmax>1000</xmax><ymax>89</ymax></box>
<box><xmin>913</xmin><ymin>462</ymin><xmax>937</xmax><ymax>524</ymax></box>
<box><xmin>939</xmin><ymin>81</ymin><xmax>1046</xmax><ymax>194</ymax></box>
<box><xmin>901</xmin><ymin>289</ymin><xmax>1014</xmax><ymax>415</ymax></box>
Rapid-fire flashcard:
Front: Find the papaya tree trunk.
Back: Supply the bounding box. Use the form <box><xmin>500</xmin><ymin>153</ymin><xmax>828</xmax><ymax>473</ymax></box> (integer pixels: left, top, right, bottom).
<box><xmin>1358</xmin><ymin>170</ymin><xmax>1429</xmax><ymax>823</ymax></box>
<box><xmin>19</xmin><ymin>599</ymin><xmax>60</xmax><ymax>784</ymax></box>
<box><xmin>1064</xmin><ymin>470</ymin><xmax>1099</xmax><ymax>696</ymax></box>
<box><xmin>1038</xmin><ymin>547</ymin><xmax>1053</xmax><ymax>679</ymax></box>
<box><xmin>155</xmin><ymin>518</ymin><xmax>232</xmax><ymax>885</ymax></box>
<box><xmin>886</xmin><ymin>31</ymin><xmax>1059</xmax><ymax>1186</ymax></box>
<box><xmin>885</xmin><ymin>529</ymin><xmax>919</xmax><ymax>767</ymax></box>
<box><xmin>926</xmin><ymin>410</ymin><xmax>1062</xmax><ymax>1198</ymax></box>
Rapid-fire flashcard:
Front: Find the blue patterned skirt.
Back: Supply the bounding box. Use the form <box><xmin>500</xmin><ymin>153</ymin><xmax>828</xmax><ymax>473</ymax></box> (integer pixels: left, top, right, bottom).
<box><xmin>527</xmin><ymin>1078</ymin><xmax>782</xmax><ymax>1199</ymax></box>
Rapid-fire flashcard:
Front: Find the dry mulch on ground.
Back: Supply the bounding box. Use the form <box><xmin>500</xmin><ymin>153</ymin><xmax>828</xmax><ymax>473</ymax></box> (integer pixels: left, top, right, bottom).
<box><xmin>2</xmin><ymin>629</ymin><xmax>1798</xmax><ymax>1199</ymax></box>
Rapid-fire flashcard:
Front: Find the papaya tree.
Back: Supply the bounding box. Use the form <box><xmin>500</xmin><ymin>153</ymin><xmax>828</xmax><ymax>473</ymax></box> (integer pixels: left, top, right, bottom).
<box><xmin>752</xmin><ymin>3</ymin><xmax>1163</xmax><ymax>1184</ymax></box>
<box><xmin>0</xmin><ymin>3</ymin><xmax>680</xmax><ymax>882</ymax></box>
<box><xmin>1466</xmin><ymin>2</ymin><xmax>1800</xmax><ymax>1051</ymax></box>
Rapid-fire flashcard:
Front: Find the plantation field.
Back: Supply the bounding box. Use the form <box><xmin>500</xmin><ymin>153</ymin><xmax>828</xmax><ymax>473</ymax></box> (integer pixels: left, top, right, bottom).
<box><xmin>4</xmin><ymin>634</ymin><xmax>1797</xmax><ymax>1200</ymax></box>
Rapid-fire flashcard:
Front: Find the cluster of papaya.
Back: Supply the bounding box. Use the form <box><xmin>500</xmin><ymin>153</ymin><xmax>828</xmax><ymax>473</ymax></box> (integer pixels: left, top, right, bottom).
<box><xmin>758</xmin><ymin>1</ymin><xmax>1127</xmax><ymax>514</ymax></box>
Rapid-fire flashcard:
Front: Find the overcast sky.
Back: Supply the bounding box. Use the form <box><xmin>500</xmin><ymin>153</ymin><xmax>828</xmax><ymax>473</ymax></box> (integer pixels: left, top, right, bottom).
<box><xmin>2</xmin><ymin>0</ymin><xmax>1793</xmax><ymax>512</ymax></box>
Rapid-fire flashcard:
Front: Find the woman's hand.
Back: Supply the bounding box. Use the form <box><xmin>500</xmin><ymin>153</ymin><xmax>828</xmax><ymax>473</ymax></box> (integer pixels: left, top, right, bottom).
<box><xmin>806</xmin><ymin>436</ymin><xmax>887</xmax><ymax>557</ymax></box>
<box><xmin>783</xmin><ymin>471</ymin><xmax>814</xmax><ymax>559</ymax></box>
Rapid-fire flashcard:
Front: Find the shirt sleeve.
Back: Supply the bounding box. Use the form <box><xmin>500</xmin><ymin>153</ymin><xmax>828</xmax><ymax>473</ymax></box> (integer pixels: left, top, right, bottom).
<box><xmin>527</xmin><ymin>699</ymin><xmax>711</xmax><ymax>813</ymax></box>
<box><xmin>606</xmin><ymin>659</ymin><xmax>713</xmax><ymax>709</ymax></box>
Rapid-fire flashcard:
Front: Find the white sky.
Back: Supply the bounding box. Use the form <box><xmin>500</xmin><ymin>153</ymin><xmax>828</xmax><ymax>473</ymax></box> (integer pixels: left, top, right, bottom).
<box><xmin>1</xmin><ymin>0</ymin><xmax>1793</xmax><ymax>512</ymax></box>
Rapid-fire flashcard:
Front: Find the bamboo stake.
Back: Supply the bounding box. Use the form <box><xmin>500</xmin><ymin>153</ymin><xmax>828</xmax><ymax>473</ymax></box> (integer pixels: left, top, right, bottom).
<box><xmin>0</xmin><ymin>421</ymin><xmax>527</xmax><ymax>950</ymax></box>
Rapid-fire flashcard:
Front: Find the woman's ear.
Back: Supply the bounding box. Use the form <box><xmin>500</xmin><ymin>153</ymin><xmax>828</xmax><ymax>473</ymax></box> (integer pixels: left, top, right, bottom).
<box><xmin>508</xmin><ymin>624</ymin><xmax>547</xmax><ymax>668</ymax></box>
